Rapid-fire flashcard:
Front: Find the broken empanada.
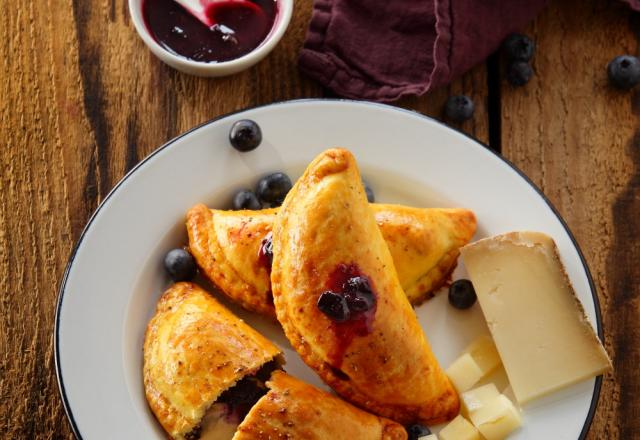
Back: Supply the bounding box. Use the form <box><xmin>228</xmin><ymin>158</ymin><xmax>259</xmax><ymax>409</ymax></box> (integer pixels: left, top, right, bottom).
<box><xmin>235</xmin><ymin>371</ymin><xmax>407</xmax><ymax>440</ymax></box>
<box><xmin>143</xmin><ymin>282</ymin><xmax>282</xmax><ymax>440</ymax></box>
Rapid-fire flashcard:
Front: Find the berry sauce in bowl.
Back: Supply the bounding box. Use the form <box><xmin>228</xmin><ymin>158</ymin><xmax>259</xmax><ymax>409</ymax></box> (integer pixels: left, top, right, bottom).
<box><xmin>143</xmin><ymin>0</ymin><xmax>278</xmax><ymax>63</ymax></box>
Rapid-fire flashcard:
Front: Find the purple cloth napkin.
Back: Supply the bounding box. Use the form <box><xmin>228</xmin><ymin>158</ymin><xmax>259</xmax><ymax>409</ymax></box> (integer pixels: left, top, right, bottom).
<box><xmin>298</xmin><ymin>0</ymin><xmax>548</xmax><ymax>102</ymax></box>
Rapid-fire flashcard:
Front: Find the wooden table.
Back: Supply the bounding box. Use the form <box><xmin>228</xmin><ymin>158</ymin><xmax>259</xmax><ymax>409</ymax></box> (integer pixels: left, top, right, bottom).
<box><xmin>1</xmin><ymin>0</ymin><xmax>635</xmax><ymax>438</ymax></box>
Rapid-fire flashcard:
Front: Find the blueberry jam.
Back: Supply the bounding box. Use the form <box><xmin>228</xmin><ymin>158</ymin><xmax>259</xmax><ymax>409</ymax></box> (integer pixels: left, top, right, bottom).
<box><xmin>257</xmin><ymin>232</ymin><xmax>273</xmax><ymax>272</ymax></box>
<box><xmin>185</xmin><ymin>360</ymin><xmax>279</xmax><ymax>439</ymax></box>
<box><xmin>143</xmin><ymin>0</ymin><xmax>278</xmax><ymax>63</ymax></box>
<box><xmin>318</xmin><ymin>264</ymin><xmax>377</xmax><ymax>366</ymax></box>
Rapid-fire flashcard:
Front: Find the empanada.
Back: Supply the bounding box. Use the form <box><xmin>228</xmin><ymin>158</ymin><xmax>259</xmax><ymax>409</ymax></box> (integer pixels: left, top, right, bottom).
<box><xmin>235</xmin><ymin>371</ymin><xmax>407</xmax><ymax>440</ymax></box>
<box><xmin>186</xmin><ymin>202</ymin><xmax>475</xmax><ymax>317</ymax></box>
<box><xmin>143</xmin><ymin>282</ymin><xmax>282</xmax><ymax>440</ymax></box>
<box><xmin>271</xmin><ymin>148</ymin><xmax>459</xmax><ymax>425</ymax></box>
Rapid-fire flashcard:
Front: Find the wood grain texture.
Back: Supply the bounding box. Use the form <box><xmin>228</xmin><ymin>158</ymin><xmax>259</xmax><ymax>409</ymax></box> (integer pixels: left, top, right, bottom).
<box><xmin>0</xmin><ymin>1</ymin><xmax>487</xmax><ymax>439</ymax></box>
<box><xmin>500</xmin><ymin>1</ymin><xmax>638</xmax><ymax>438</ymax></box>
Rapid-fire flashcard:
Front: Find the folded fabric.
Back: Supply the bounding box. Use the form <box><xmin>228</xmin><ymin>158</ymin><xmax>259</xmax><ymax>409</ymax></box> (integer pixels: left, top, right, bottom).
<box><xmin>299</xmin><ymin>0</ymin><xmax>548</xmax><ymax>102</ymax></box>
<box><xmin>623</xmin><ymin>0</ymin><xmax>640</xmax><ymax>10</ymax></box>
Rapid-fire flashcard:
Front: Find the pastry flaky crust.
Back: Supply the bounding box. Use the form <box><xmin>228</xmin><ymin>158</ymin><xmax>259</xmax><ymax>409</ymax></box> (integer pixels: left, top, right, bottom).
<box><xmin>235</xmin><ymin>371</ymin><xmax>407</xmax><ymax>440</ymax></box>
<box><xmin>186</xmin><ymin>203</ymin><xmax>475</xmax><ymax>317</ymax></box>
<box><xmin>372</xmin><ymin>204</ymin><xmax>475</xmax><ymax>304</ymax></box>
<box><xmin>187</xmin><ymin>205</ymin><xmax>278</xmax><ymax>316</ymax></box>
<box><xmin>143</xmin><ymin>282</ymin><xmax>282</xmax><ymax>440</ymax></box>
<box><xmin>271</xmin><ymin>148</ymin><xmax>460</xmax><ymax>425</ymax></box>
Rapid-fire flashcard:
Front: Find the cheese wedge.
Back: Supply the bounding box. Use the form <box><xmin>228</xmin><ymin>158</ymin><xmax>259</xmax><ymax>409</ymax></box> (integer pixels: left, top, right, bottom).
<box><xmin>460</xmin><ymin>231</ymin><xmax>612</xmax><ymax>404</ymax></box>
<box><xmin>439</xmin><ymin>415</ymin><xmax>481</xmax><ymax>440</ymax></box>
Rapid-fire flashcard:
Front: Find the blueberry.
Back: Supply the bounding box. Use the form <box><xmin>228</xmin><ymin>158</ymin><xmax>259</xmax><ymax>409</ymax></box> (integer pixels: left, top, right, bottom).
<box><xmin>344</xmin><ymin>276</ymin><xmax>372</xmax><ymax>294</ymax></box>
<box><xmin>502</xmin><ymin>33</ymin><xmax>535</xmax><ymax>62</ymax></box>
<box><xmin>406</xmin><ymin>424</ymin><xmax>431</xmax><ymax>440</ymax></box>
<box><xmin>233</xmin><ymin>189</ymin><xmax>261</xmax><ymax>210</ymax></box>
<box><xmin>317</xmin><ymin>291</ymin><xmax>351</xmax><ymax>322</ymax></box>
<box><xmin>608</xmin><ymin>55</ymin><xmax>640</xmax><ymax>90</ymax></box>
<box><xmin>444</xmin><ymin>95</ymin><xmax>475</xmax><ymax>123</ymax></box>
<box><xmin>363</xmin><ymin>181</ymin><xmax>375</xmax><ymax>203</ymax></box>
<box><xmin>256</xmin><ymin>172</ymin><xmax>292</xmax><ymax>205</ymax></box>
<box><xmin>343</xmin><ymin>276</ymin><xmax>375</xmax><ymax>312</ymax></box>
<box><xmin>258</xmin><ymin>233</ymin><xmax>273</xmax><ymax>270</ymax></box>
<box><xmin>229</xmin><ymin>119</ymin><xmax>262</xmax><ymax>152</ymax></box>
<box><xmin>506</xmin><ymin>61</ymin><xmax>533</xmax><ymax>87</ymax></box>
<box><xmin>164</xmin><ymin>248</ymin><xmax>197</xmax><ymax>281</ymax></box>
<box><xmin>346</xmin><ymin>293</ymin><xmax>375</xmax><ymax>313</ymax></box>
<box><xmin>448</xmin><ymin>279</ymin><xmax>477</xmax><ymax>309</ymax></box>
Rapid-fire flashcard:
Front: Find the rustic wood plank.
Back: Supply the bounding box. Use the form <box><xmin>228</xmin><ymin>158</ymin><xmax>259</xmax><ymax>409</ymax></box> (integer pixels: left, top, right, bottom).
<box><xmin>0</xmin><ymin>0</ymin><xmax>489</xmax><ymax>438</ymax></box>
<box><xmin>500</xmin><ymin>1</ymin><xmax>638</xmax><ymax>438</ymax></box>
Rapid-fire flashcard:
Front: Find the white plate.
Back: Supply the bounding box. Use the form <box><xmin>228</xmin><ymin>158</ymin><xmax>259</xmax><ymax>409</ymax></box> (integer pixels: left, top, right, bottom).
<box><xmin>55</xmin><ymin>100</ymin><xmax>603</xmax><ymax>439</ymax></box>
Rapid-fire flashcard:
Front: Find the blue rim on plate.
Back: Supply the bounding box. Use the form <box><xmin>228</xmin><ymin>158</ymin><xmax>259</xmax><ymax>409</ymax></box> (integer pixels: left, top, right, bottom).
<box><xmin>54</xmin><ymin>99</ymin><xmax>604</xmax><ymax>439</ymax></box>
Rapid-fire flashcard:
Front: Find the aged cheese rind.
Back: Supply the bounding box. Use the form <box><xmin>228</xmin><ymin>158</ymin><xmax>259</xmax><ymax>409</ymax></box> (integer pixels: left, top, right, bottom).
<box><xmin>460</xmin><ymin>231</ymin><xmax>612</xmax><ymax>405</ymax></box>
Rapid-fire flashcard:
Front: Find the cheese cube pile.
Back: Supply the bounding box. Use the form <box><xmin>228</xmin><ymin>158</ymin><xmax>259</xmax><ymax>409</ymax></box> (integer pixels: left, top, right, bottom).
<box><xmin>469</xmin><ymin>394</ymin><xmax>521</xmax><ymax>440</ymax></box>
<box><xmin>443</xmin><ymin>336</ymin><xmax>521</xmax><ymax>439</ymax></box>
<box><xmin>460</xmin><ymin>383</ymin><xmax>500</xmax><ymax>416</ymax></box>
<box><xmin>439</xmin><ymin>415</ymin><xmax>480</xmax><ymax>440</ymax></box>
<box><xmin>446</xmin><ymin>335</ymin><xmax>500</xmax><ymax>392</ymax></box>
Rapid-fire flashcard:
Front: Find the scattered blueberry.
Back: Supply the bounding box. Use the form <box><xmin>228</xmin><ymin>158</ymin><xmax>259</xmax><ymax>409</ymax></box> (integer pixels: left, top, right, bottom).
<box><xmin>506</xmin><ymin>61</ymin><xmax>533</xmax><ymax>87</ymax></box>
<box><xmin>164</xmin><ymin>248</ymin><xmax>197</xmax><ymax>281</ymax></box>
<box><xmin>229</xmin><ymin>119</ymin><xmax>262</xmax><ymax>152</ymax></box>
<box><xmin>444</xmin><ymin>95</ymin><xmax>475</xmax><ymax>123</ymax></box>
<box><xmin>363</xmin><ymin>181</ymin><xmax>375</xmax><ymax>203</ymax></box>
<box><xmin>448</xmin><ymin>279</ymin><xmax>477</xmax><ymax>310</ymax></box>
<box><xmin>233</xmin><ymin>189</ymin><xmax>262</xmax><ymax>210</ymax></box>
<box><xmin>406</xmin><ymin>424</ymin><xmax>432</xmax><ymax>440</ymax></box>
<box><xmin>317</xmin><ymin>291</ymin><xmax>351</xmax><ymax>322</ymax></box>
<box><xmin>607</xmin><ymin>55</ymin><xmax>640</xmax><ymax>90</ymax></box>
<box><xmin>502</xmin><ymin>33</ymin><xmax>535</xmax><ymax>62</ymax></box>
<box><xmin>256</xmin><ymin>172</ymin><xmax>292</xmax><ymax>205</ymax></box>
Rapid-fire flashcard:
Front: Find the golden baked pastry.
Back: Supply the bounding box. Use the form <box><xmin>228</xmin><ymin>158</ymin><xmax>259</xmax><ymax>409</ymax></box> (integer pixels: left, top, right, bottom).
<box><xmin>235</xmin><ymin>371</ymin><xmax>407</xmax><ymax>440</ymax></box>
<box><xmin>186</xmin><ymin>203</ymin><xmax>475</xmax><ymax>317</ymax></box>
<box><xmin>271</xmin><ymin>148</ymin><xmax>459</xmax><ymax>425</ymax></box>
<box><xmin>143</xmin><ymin>282</ymin><xmax>282</xmax><ymax>440</ymax></box>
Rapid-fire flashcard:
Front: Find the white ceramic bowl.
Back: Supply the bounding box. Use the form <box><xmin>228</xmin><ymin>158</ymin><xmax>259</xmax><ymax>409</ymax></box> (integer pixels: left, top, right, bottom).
<box><xmin>129</xmin><ymin>0</ymin><xmax>293</xmax><ymax>76</ymax></box>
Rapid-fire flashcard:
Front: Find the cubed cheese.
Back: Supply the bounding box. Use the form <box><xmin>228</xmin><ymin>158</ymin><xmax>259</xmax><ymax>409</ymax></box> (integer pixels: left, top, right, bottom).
<box><xmin>464</xmin><ymin>335</ymin><xmax>501</xmax><ymax>375</ymax></box>
<box><xmin>460</xmin><ymin>383</ymin><xmax>500</xmax><ymax>417</ymax></box>
<box><xmin>447</xmin><ymin>335</ymin><xmax>503</xmax><ymax>393</ymax></box>
<box><xmin>469</xmin><ymin>394</ymin><xmax>521</xmax><ymax>440</ymax></box>
<box><xmin>476</xmin><ymin>365</ymin><xmax>510</xmax><ymax>393</ymax></box>
<box><xmin>461</xmin><ymin>232</ymin><xmax>612</xmax><ymax>404</ymax></box>
<box><xmin>439</xmin><ymin>415</ymin><xmax>481</xmax><ymax>440</ymax></box>
<box><xmin>446</xmin><ymin>353</ymin><xmax>483</xmax><ymax>392</ymax></box>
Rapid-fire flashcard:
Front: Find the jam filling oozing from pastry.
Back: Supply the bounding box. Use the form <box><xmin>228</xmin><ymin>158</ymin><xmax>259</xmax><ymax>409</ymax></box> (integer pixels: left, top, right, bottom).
<box><xmin>185</xmin><ymin>360</ymin><xmax>279</xmax><ymax>440</ymax></box>
<box><xmin>317</xmin><ymin>264</ymin><xmax>377</xmax><ymax>367</ymax></box>
<box><xmin>257</xmin><ymin>232</ymin><xmax>273</xmax><ymax>273</ymax></box>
